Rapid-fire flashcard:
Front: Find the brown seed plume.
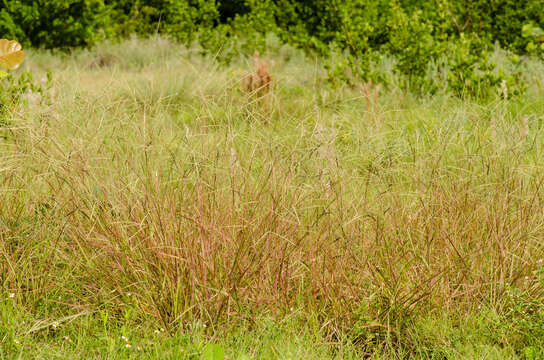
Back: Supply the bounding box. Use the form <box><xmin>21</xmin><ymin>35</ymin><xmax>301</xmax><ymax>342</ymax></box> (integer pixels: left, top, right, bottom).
<box><xmin>244</xmin><ymin>51</ymin><xmax>273</xmax><ymax>95</ymax></box>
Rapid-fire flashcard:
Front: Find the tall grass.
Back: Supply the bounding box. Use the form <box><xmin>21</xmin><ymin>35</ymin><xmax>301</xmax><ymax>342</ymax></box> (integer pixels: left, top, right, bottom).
<box><xmin>1</xmin><ymin>37</ymin><xmax>543</xmax><ymax>357</ymax></box>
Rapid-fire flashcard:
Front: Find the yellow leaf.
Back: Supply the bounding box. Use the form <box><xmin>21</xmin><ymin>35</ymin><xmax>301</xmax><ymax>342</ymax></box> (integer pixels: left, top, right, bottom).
<box><xmin>0</xmin><ymin>39</ymin><xmax>25</xmax><ymax>70</ymax></box>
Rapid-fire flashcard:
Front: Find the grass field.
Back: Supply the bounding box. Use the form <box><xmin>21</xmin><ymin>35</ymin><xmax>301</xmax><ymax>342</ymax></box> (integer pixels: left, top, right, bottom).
<box><xmin>1</xmin><ymin>37</ymin><xmax>544</xmax><ymax>359</ymax></box>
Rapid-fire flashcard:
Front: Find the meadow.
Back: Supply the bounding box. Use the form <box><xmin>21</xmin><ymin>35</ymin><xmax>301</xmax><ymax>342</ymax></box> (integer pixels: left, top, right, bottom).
<box><xmin>1</xmin><ymin>37</ymin><xmax>544</xmax><ymax>359</ymax></box>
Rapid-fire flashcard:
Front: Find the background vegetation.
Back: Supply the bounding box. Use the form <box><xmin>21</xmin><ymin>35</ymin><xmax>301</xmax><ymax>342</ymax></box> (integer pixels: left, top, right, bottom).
<box><xmin>0</xmin><ymin>1</ymin><xmax>544</xmax><ymax>359</ymax></box>
<box><xmin>1</xmin><ymin>0</ymin><xmax>543</xmax><ymax>96</ymax></box>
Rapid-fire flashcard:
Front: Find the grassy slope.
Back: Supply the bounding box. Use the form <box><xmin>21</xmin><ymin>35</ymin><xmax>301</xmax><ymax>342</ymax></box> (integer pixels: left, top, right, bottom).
<box><xmin>1</xmin><ymin>37</ymin><xmax>543</xmax><ymax>359</ymax></box>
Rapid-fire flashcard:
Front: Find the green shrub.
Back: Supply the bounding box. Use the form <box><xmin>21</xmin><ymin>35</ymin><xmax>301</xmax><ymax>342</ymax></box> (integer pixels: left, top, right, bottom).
<box><xmin>442</xmin><ymin>0</ymin><xmax>544</xmax><ymax>52</ymax></box>
<box><xmin>1</xmin><ymin>0</ymin><xmax>541</xmax><ymax>99</ymax></box>
<box><xmin>385</xmin><ymin>5</ymin><xmax>440</xmax><ymax>92</ymax></box>
<box><xmin>0</xmin><ymin>71</ymin><xmax>52</xmax><ymax>127</ymax></box>
<box><xmin>522</xmin><ymin>23</ymin><xmax>544</xmax><ymax>56</ymax></box>
<box><xmin>0</xmin><ymin>0</ymin><xmax>109</xmax><ymax>48</ymax></box>
<box><xmin>4</xmin><ymin>0</ymin><xmax>544</xmax><ymax>56</ymax></box>
<box><xmin>444</xmin><ymin>35</ymin><xmax>501</xmax><ymax>98</ymax></box>
<box><xmin>106</xmin><ymin>0</ymin><xmax>219</xmax><ymax>43</ymax></box>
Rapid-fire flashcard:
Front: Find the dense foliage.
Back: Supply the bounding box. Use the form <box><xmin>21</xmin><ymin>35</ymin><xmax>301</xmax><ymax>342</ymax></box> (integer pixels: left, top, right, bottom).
<box><xmin>0</xmin><ymin>0</ymin><xmax>543</xmax><ymax>96</ymax></box>
<box><xmin>3</xmin><ymin>1</ymin><xmax>542</xmax><ymax>52</ymax></box>
<box><xmin>0</xmin><ymin>0</ymin><xmax>108</xmax><ymax>48</ymax></box>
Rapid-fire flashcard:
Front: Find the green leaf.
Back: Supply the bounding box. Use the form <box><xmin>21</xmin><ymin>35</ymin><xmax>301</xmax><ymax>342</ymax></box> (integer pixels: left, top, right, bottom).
<box><xmin>522</xmin><ymin>23</ymin><xmax>533</xmax><ymax>38</ymax></box>
<box><xmin>202</xmin><ymin>343</ymin><xmax>225</xmax><ymax>360</ymax></box>
<box><xmin>0</xmin><ymin>70</ymin><xmax>8</xmax><ymax>78</ymax></box>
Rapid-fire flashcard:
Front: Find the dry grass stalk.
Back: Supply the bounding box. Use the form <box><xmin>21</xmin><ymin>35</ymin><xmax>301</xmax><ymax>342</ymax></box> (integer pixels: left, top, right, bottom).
<box><xmin>490</xmin><ymin>117</ymin><xmax>496</xmax><ymax>139</ymax></box>
<box><xmin>243</xmin><ymin>51</ymin><xmax>273</xmax><ymax>96</ymax></box>
<box><xmin>522</xmin><ymin>115</ymin><xmax>529</xmax><ymax>142</ymax></box>
<box><xmin>360</xmin><ymin>81</ymin><xmax>381</xmax><ymax>106</ymax></box>
<box><xmin>361</xmin><ymin>82</ymin><xmax>381</xmax><ymax>121</ymax></box>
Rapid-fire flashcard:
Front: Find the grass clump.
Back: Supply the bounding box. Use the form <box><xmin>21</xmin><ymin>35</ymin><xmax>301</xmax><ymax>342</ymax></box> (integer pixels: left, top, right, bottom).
<box><xmin>0</xmin><ymin>37</ymin><xmax>543</xmax><ymax>358</ymax></box>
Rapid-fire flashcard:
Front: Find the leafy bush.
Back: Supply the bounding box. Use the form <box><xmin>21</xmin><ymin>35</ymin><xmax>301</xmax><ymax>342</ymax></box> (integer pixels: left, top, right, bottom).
<box><xmin>4</xmin><ymin>0</ymin><xmax>544</xmax><ymax>55</ymax></box>
<box><xmin>385</xmin><ymin>5</ymin><xmax>440</xmax><ymax>92</ymax></box>
<box><xmin>0</xmin><ymin>0</ymin><xmax>108</xmax><ymax>48</ymax></box>
<box><xmin>1</xmin><ymin>0</ymin><xmax>542</xmax><ymax>98</ymax></box>
<box><xmin>522</xmin><ymin>23</ymin><xmax>544</xmax><ymax>56</ymax></box>
<box><xmin>0</xmin><ymin>39</ymin><xmax>51</xmax><ymax>128</ymax></box>
<box><xmin>0</xmin><ymin>70</ymin><xmax>52</xmax><ymax>125</ymax></box>
<box><xmin>445</xmin><ymin>35</ymin><xmax>508</xmax><ymax>98</ymax></box>
<box><xmin>105</xmin><ymin>0</ymin><xmax>219</xmax><ymax>43</ymax></box>
<box><xmin>216</xmin><ymin>0</ymin><xmax>535</xmax><ymax>97</ymax></box>
<box><xmin>442</xmin><ymin>0</ymin><xmax>544</xmax><ymax>52</ymax></box>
